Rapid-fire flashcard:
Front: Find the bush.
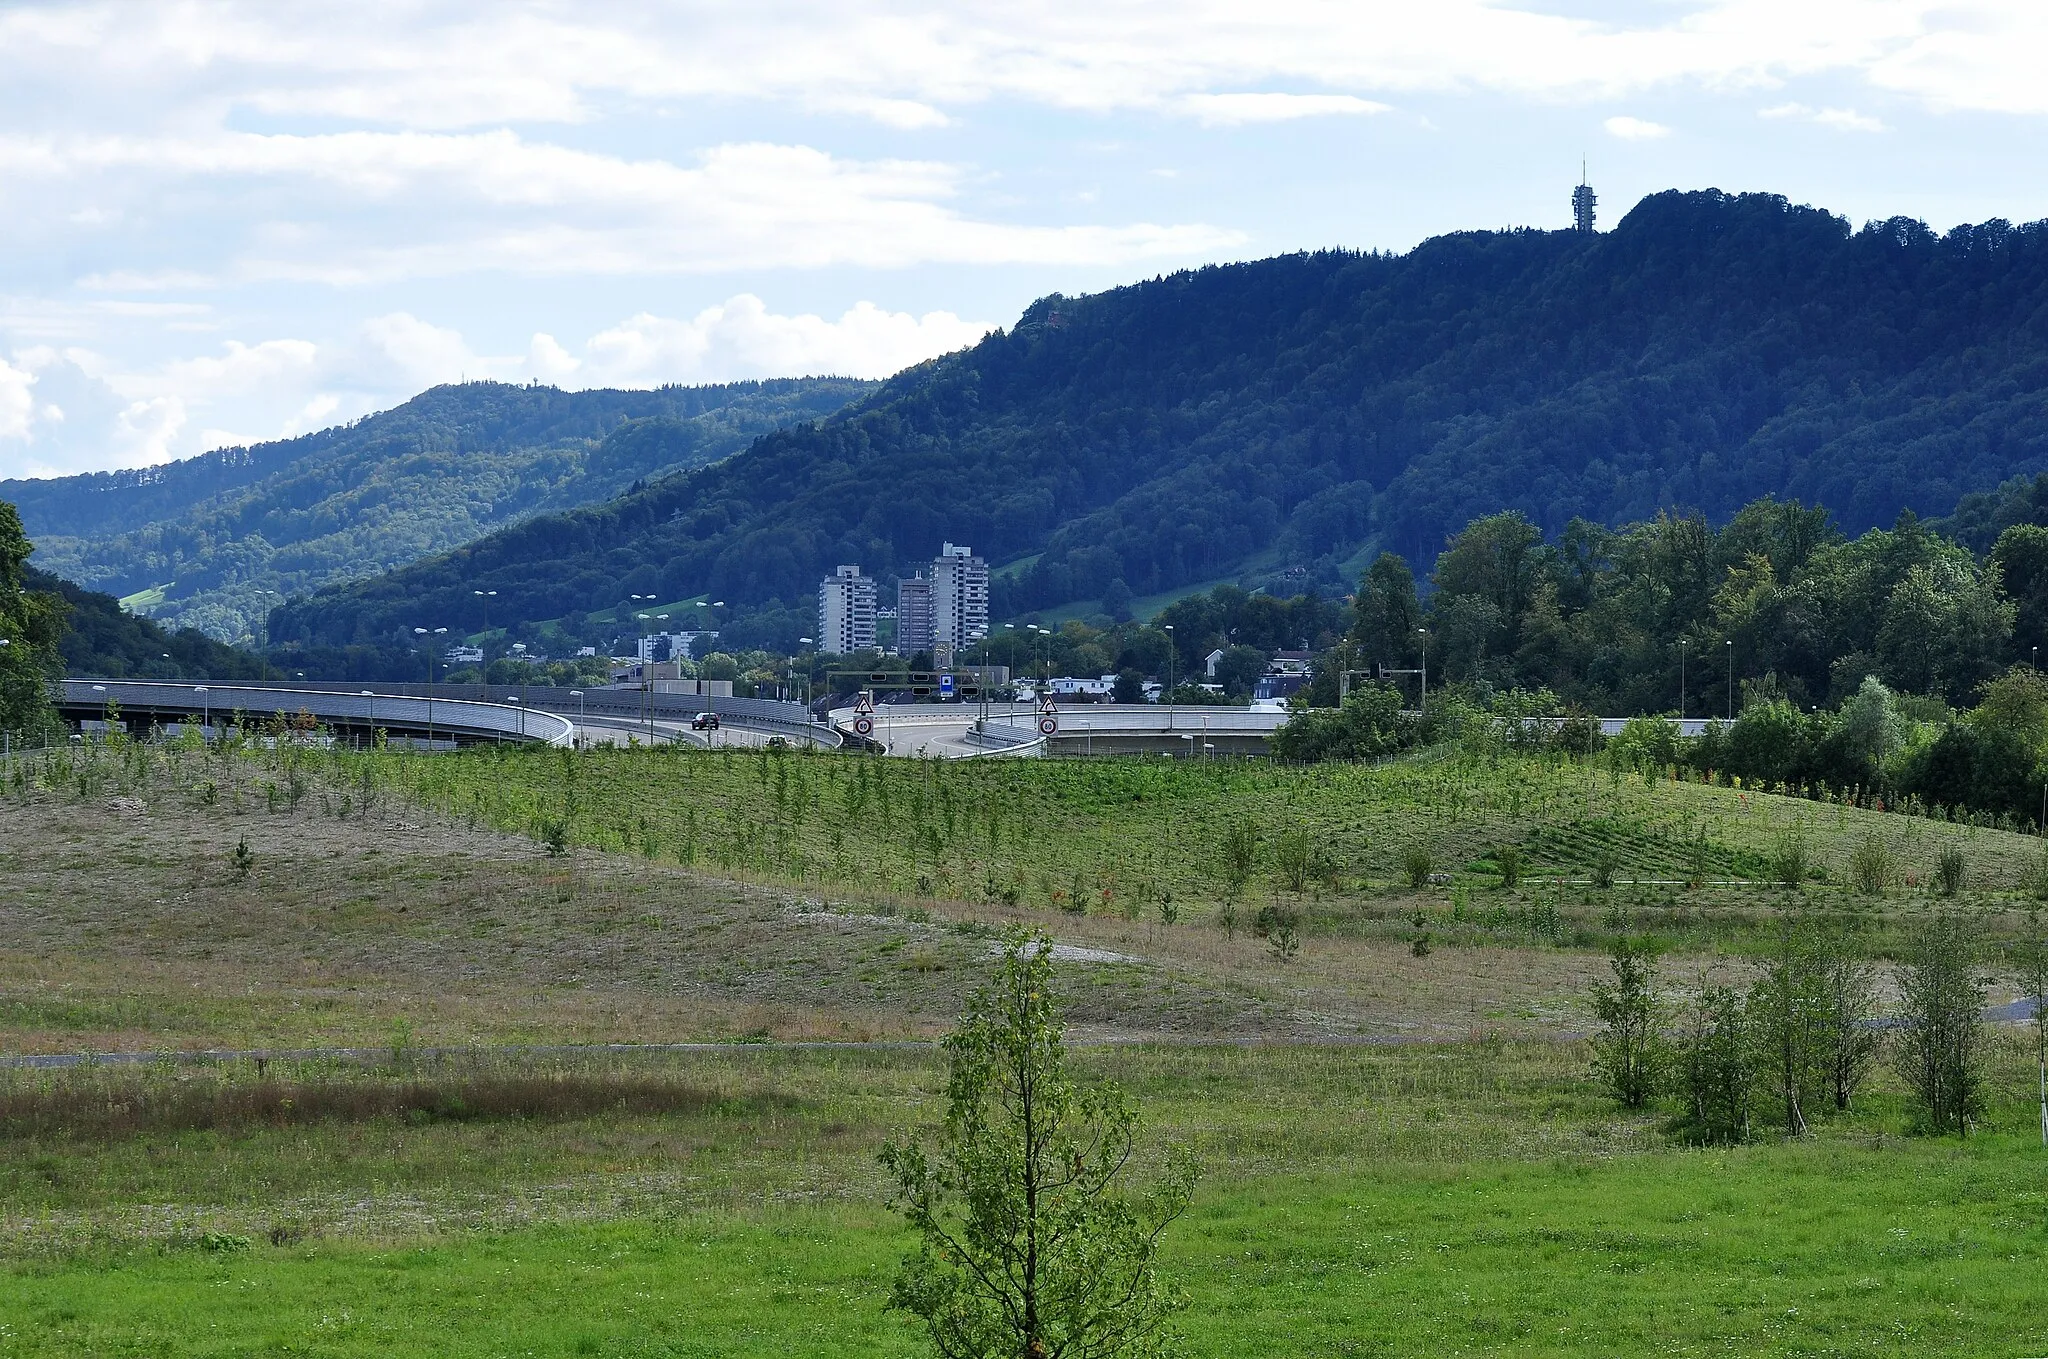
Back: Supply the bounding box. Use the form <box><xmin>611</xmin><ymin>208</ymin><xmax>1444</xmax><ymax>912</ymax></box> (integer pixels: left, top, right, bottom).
<box><xmin>1771</xmin><ymin>832</ymin><xmax>1810</xmax><ymax>891</ymax></box>
<box><xmin>1403</xmin><ymin>847</ymin><xmax>1434</xmax><ymax>890</ymax></box>
<box><xmin>1495</xmin><ymin>842</ymin><xmax>1522</xmax><ymax>889</ymax></box>
<box><xmin>1849</xmin><ymin>834</ymin><xmax>1894</xmax><ymax>895</ymax></box>
<box><xmin>2026</xmin><ymin>844</ymin><xmax>2048</xmax><ymax>901</ymax></box>
<box><xmin>1934</xmin><ymin>844</ymin><xmax>1968</xmax><ymax>897</ymax></box>
<box><xmin>1673</xmin><ymin>982</ymin><xmax>1751</xmax><ymax>1144</ymax></box>
<box><xmin>1271</xmin><ymin>684</ymin><xmax>1419</xmax><ymax>763</ymax></box>
<box><xmin>1272</xmin><ymin>825</ymin><xmax>1314</xmax><ymax>894</ymax></box>
<box><xmin>1589</xmin><ymin>846</ymin><xmax>1618</xmax><ymax>890</ymax></box>
<box><xmin>1895</xmin><ymin>914</ymin><xmax>1986</xmax><ymax>1134</ymax></box>
<box><xmin>1589</xmin><ymin>938</ymin><xmax>1662</xmax><ymax>1109</ymax></box>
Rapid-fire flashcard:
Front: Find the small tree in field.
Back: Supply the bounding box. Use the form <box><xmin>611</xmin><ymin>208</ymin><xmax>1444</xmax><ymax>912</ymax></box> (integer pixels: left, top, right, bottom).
<box><xmin>1674</xmin><ymin>977</ymin><xmax>1752</xmax><ymax>1144</ymax></box>
<box><xmin>1816</xmin><ymin>933</ymin><xmax>1881</xmax><ymax>1114</ymax></box>
<box><xmin>1895</xmin><ymin>914</ymin><xmax>1986</xmax><ymax>1136</ymax></box>
<box><xmin>1749</xmin><ymin>920</ymin><xmax>1823</xmax><ymax>1135</ymax></box>
<box><xmin>1220</xmin><ymin>819</ymin><xmax>1258</xmax><ymax>904</ymax></box>
<box><xmin>2018</xmin><ymin>915</ymin><xmax>2048</xmax><ymax>1147</ymax></box>
<box><xmin>1590</xmin><ymin>937</ymin><xmax>1662</xmax><ymax>1109</ymax></box>
<box><xmin>882</xmin><ymin>932</ymin><xmax>1196</xmax><ymax>1359</ymax></box>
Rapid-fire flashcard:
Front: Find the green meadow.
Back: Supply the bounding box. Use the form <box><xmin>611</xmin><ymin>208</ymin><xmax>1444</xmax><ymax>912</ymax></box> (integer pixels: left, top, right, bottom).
<box><xmin>4</xmin><ymin>1042</ymin><xmax>2048</xmax><ymax>1357</ymax></box>
<box><xmin>5</xmin><ymin>739</ymin><xmax>2048</xmax><ymax>1355</ymax></box>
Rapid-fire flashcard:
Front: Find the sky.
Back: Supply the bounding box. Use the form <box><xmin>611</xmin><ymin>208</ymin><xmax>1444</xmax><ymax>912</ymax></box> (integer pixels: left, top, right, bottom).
<box><xmin>4</xmin><ymin>1</ymin><xmax>2048</xmax><ymax>482</ymax></box>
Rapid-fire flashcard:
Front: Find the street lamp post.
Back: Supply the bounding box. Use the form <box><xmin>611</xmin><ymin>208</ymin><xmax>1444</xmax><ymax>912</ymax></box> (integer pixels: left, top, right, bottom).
<box><xmin>569</xmin><ymin>689</ymin><xmax>585</xmax><ymax>746</ymax></box>
<box><xmin>1725</xmin><ymin>639</ymin><xmax>1733</xmax><ymax>722</ymax></box>
<box><xmin>194</xmin><ymin>685</ymin><xmax>209</xmax><ymax>743</ymax></box>
<box><xmin>359</xmin><ymin>691</ymin><xmax>376</xmax><ymax>748</ymax></box>
<box><xmin>1416</xmin><ymin>627</ymin><xmax>1429</xmax><ymax>715</ymax></box>
<box><xmin>473</xmin><ymin>589</ymin><xmax>496</xmax><ymax>634</ymax></box>
<box><xmin>1679</xmin><ymin>639</ymin><xmax>1687</xmax><ymax>719</ymax></box>
<box><xmin>1162</xmin><ymin>624</ymin><xmax>1175</xmax><ymax>729</ymax></box>
<box><xmin>414</xmin><ymin>626</ymin><xmax>448</xmax><ymax>748</ymax></box>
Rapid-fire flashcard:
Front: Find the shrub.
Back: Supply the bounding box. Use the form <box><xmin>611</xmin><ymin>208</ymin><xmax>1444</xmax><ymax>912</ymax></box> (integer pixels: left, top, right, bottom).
<box><xmin>2026</xmin><ymin>845</ymin><xmax>2048</xmax><ymax>901</ymax></box>
<box><xmin>1273</xmin><ymin>825</ymin><xmax>1314</xmax><ymax>894</ymax></box>
<box><xmin>1495</xmin><ymin>842</ymin><xmax>1522</xmax><ymax>889</ymax></box>
<box><xmin>1849</xmin><ymin>834</ymin><xmax>1894</xmax><ymax>895</ymax></box>
<box><xmin>1257</xmin><ymin>903</ymin><xmax>1301</xmax><ymax>960</ymax></box>
<box><xmin>1589</xmin><ymin>938</ymin><xmax>1662</xmax><ymax>1109</ymax></box>
<box><xmin>1674</xmin><ymin>981</ymin><xmax>1751</xmax><ymax>1144</ymax></box>
<box><xmin>1894</xmin><ymin>914</ymin><xmax>1985</xmax><ymax>1134</ymax></box>
<box><xmin>1403</xmin><ymin>847</ymin><xmax>1434</xmax><ymax>890</ymax></box>
<box><xmin>1589</xmin><ymin>847</ymin><xmax>1618</xmax><ymax>890</ymax></box>
<box><xmin>1934</xmin><ymin>845</ymin><xmax>1968</xmax><ymax>897</ymax></box>
<box><xmin>1221</xmin><ymin>819</ymin><xmax>1259</xmax><ymax>898</ymax></box>
<box><xmin>1771</xmin><ymin>831</ymin><xmax>1810</xmax><ymax>891</ymax></box>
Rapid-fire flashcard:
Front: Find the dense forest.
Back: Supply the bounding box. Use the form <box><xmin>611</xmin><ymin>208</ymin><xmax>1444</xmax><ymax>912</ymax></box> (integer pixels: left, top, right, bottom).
<box><xmin>9</xmin><ymin>378</ymin><xmax>868</xmax><ymax>646</ymax></box>
<box><xmin>272</xmin><ymin>189</ymin><xmax>2048</xmax><ymax>654</ymax></box>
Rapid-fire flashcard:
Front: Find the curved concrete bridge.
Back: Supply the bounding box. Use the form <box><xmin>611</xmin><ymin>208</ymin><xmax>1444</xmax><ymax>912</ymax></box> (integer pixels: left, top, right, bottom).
<box><xmin>59</xmin><ymin>679</ymin><xmax>575</xmax><ymax>747</ymax></box>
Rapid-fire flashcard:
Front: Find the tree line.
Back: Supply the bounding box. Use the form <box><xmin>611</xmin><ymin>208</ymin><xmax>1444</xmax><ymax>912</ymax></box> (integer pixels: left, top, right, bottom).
<box><xmin>1590</xmin><ymin>912</ymin><xmax>2048</xmax><ymax>1144</ymax></box>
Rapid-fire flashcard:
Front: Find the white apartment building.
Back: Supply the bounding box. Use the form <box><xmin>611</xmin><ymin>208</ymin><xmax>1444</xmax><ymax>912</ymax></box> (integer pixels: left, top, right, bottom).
<box><xmin>931</xmin><ymin>542</ymin><xmax>989</xmax><ymax>652</ymax></box>
<box><xmin>818</xmin><ymin>564</ymin><xmax>878</xmax><ymax>654</ymax></box>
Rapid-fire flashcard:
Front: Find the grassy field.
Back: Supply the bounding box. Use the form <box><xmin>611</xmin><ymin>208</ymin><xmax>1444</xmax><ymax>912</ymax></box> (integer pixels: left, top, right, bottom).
<box><xmin>5</xmin><ymin>737</ymin><xmax>2048</xmax><ymax>1355</ymax></box>
<box><xmin>338</xmin><ymin>737</ymin><xmax>2048</xmax><ymax>962</ymax></box>
<box><xmin>3</xmin><ymin>1042</ymin><xmax>2048</xmax><ymax>1356</ymax></box>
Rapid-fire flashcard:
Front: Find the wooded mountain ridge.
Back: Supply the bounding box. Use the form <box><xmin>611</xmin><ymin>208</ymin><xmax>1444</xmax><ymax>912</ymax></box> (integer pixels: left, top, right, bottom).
<box><xmin>270</xmin><ymin>189</ymin><xmax>2048</xmax><ymax>656</ymax></box>
<box><xmin>7</xmin><ymin>378</ymin><xmax>870</xmax><ymax>646</ymax></box>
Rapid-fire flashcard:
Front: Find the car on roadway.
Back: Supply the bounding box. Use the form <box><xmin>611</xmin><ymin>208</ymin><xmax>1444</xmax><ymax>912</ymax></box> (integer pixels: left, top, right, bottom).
<box><xmin>691</xmin><ymin>712</ymin><xmax>720</xmax><ymax>730</ymax></box>
<box><xmin>765</xmin><ymin>736</ymin><xmax>790</xmax><ymax>749</ymax></box>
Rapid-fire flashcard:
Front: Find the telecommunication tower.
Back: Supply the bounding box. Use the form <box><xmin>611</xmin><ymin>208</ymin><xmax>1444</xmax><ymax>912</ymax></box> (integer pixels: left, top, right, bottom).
<box><xmin>1571</xmin><ymin>162</ymin><xmax>1597</xmax><ymax>234</ymax></box>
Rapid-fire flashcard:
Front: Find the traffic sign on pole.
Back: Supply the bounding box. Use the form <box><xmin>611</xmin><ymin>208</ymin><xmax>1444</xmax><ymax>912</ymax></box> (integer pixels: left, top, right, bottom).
<box><xmin>1038</xmin><ymin>715</ymin><xmax>1059</xmax><ymax>736</ymax></box>
<box><xmin>853</xmin><ymin>715</ymin><xmax>875</xmax><ymax>737</ymax></box>
<box><xmin>940</xmin><ymin>674</ymin><xmax>954</xmax><ymax>698</ymax></box>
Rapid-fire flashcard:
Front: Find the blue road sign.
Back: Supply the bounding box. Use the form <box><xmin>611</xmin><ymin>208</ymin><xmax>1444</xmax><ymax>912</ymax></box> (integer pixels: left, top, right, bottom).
<box><xmin>939</xmin><ymin>673</ymin><xmax>955</xmax><ymax>697</ymax></box>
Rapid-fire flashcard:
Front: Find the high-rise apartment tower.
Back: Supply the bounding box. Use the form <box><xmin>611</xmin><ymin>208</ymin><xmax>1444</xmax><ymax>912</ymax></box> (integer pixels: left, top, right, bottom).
<box><xmin>817</xmin><ymin>564</ymin><xmax>877</xmax><ymax>654</ymax></box>
<box><xmin>932</xmin><ymin>542</ymin><xmax>989</xmax><ymax>652</ymax></box>
<box><xmin>895</xmin><ymin>572</ymin><xmax>936</xmax><ymax>657</ymax></box>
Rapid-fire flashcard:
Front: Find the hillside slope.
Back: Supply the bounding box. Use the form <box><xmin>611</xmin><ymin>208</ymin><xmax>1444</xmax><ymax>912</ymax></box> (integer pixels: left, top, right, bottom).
<box><xmin>18</xmin><ymin>564</ymin><xmax>274</xmax><ymax>682</ymax></box>
<box><xmin>9</xmin><ymin>378</ymin><xmax>870</xmax><ymax>644</ymax></box>
<box><xmin>274</xmin><ymin>189</ymin><xmax>2048</xmax><ymax>653</ymax></box>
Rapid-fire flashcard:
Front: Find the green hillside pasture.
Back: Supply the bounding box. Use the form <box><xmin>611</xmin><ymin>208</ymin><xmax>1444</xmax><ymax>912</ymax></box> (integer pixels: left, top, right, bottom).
<box><xmin>343</xmin><ymin>744</ymin><xmax>2048</xmax><ymax>953</ymax></box>
<box><xmin>4</xmin><ymin>1041</ymin><xmax>2048</xmax><ymax>1357</ymax></box>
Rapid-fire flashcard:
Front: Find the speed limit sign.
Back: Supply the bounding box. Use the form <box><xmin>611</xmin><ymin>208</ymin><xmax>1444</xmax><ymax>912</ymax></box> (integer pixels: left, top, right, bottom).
<box><xmin>854</xmin><ymin>715</ymin><xmax>875</xmax><ymax>737</ymax></box>
<box><xmin>1038</xmin><ymin>715</ymin><xmax>1058</xmax><ymax>735</ymax></box>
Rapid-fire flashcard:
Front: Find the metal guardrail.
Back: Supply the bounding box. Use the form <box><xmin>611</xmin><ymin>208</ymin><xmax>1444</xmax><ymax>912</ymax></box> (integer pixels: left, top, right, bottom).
<box><xmin>269</xmin><ymin>682</ymin><xmax>839</xmax><ymax>747</ymax></box>
<box><xmin>59</xmin><ymin>680</ymin><xmax>575</xmax><ymax>747</ymax></box>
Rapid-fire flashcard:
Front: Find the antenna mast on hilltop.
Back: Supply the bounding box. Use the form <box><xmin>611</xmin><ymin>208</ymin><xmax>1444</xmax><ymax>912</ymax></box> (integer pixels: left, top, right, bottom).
<box><xmin>1572</xmin><ymin>160</ymin><xmax>1597</xmax><ymax>234</ymax></box>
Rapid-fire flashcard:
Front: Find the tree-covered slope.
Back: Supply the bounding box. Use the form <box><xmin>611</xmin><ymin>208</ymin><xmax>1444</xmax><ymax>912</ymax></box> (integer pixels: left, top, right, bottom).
<box><xmin>9</xmin><ymin>378</ymin><xmax>870</xmax><ymax>645</ymax></box>
<box><xmin>274</xmin><ymin>190</ymin><xmax>2048</xmax><ymax>653</ymax></box>
<box><xmin>17</xmin><ymin>564</ymin><xmax>274</xmax><ymax>683</ymax></box>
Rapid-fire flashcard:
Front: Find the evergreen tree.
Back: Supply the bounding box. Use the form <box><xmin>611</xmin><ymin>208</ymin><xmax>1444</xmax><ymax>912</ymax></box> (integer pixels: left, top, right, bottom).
<box><xmin>882</xmin><ymin>932</ymin><xmax>1196</xmax><ymax>1359</ymax></box>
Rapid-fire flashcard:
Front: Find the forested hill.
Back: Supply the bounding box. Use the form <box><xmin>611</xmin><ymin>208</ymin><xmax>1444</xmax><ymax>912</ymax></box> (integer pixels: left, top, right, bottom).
<box><xmin>8</xmin><ymin>377</ymin><xmax>870</xmax><ymax>645</ymax></box>
<box><xmin>275</xmin><ymin>189</ymin><xmax>2048</xmax><ymax>653</ymax></box>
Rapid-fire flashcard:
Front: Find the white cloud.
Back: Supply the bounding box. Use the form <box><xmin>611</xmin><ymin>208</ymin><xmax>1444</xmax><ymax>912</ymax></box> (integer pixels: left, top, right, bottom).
<box><xmin>1760</xmin><ymin>101</ymin><xmax>1886</xmax><ymax>132</ymax></box>
<box><xmin>566</xmin><ymin>296</ymin><xmax>990</xmax><ymax>386</ymax></box>
<box><xmin>1</xmin><ymin>132</ymin><xmax>1243</xmax><ymax>282</ymax></box>
<box><xmin>1182</xmin><ymin>93</ymin><xmax>1391</xmax><ymax>125</ymax></box>
<box><xmin>0</xmin><ymin>358</ymin><xmax>34</xmax><ymax>440</ymax></box>
<box><xmin>0</xmin><ymin>3</ymin><xmax>2024</xmax><ymax>139</ymax></box>
<box><xmin>111</xmin><ymin>394</ymin><xmax>186</xmax><ymax>466</ymax></box>
<box><xmin>1604</xmin><ymin>115</ymin><xmax>1671</xmax><ymax>140</ymax></box>
<box><xmin>0</xmin><ymin>297</ymin><xmax>990</xmax><ymax>478</ymax></box>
